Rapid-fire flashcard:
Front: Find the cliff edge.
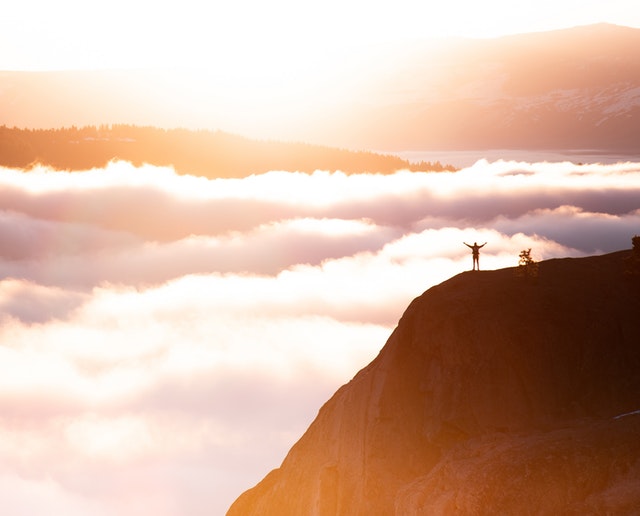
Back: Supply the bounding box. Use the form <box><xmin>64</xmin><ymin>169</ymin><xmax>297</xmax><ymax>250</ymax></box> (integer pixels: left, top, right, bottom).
<box><xmin>228</xmin><ymin>250</ymin><xmax>640</xmax><ymax>515</ymax></box>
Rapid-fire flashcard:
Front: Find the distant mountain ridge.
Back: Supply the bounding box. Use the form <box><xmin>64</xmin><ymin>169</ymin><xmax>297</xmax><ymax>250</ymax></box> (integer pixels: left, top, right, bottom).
<box><xmin>228</xmin><ymin>250</ymin><xmax>640</xmax><ymax>515</ymax></box>
<box><xmin>339</xmin><ymin>23</ymin><xmax>640</xmax><ymax>150</ymax></box>
<box><xmin>1</xmin><ymin>24</ymin><xmax>639</xmax><ymax>153</ymax></box>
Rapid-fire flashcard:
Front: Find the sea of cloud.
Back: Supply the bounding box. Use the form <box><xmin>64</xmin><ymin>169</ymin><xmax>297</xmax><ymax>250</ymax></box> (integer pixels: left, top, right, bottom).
<box><xmin>0</xmin><ymin>159</ymin><xmax>639</xmax><ymax>515</ymax></box>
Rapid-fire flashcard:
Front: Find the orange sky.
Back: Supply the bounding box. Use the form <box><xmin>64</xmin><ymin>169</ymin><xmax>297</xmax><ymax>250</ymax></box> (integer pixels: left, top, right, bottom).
<box><xmin>2</xmin><ymin>0</ymin><xmax>640</xmax><ymax>71</ymax></box>
<box><xmin>2</xmin><ymin>1</ymin><xmax>639</xmax><ymax>145</ymax></box>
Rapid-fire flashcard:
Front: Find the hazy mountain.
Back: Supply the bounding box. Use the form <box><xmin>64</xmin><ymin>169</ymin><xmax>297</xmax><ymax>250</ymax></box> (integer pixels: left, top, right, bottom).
<box><xmin>1</xmin><ymin>24</ymin><xmax>639</xmax><ymax>152</ymax></box>
<box><xmin>228</xmin><ymin>249</ymin><xmax>640</xmax><ymax>515</ymax></box>
<box><xmin>337</xmin><ymin>23</ymin><xmax>640</xmax><ymax>151</ymax></box>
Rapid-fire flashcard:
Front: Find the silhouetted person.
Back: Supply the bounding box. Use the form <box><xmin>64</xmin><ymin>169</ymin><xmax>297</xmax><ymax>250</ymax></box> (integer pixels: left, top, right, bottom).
<box><xmin>464</xmin><ymin>241</ymin><xmax>486</xmax><ymax>271</ymax></box>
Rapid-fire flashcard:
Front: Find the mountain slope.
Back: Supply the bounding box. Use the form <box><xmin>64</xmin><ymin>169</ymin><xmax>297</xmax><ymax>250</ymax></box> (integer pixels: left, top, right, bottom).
<box><xmin>228</xmin><ymin>250</ymin><xmax>640</xmax><ymax>515</ymax></box>
<box><xmin>341</xmin><ymin>23</ymin><xmax>640</xmax><ymax>150</ymax></box>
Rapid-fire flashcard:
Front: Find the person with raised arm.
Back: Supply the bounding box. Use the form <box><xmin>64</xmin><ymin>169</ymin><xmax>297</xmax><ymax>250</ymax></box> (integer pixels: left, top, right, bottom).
<box><xmin>464</xmin><ymin>241</ymin><xmax>487</xmax><ymax>271</ymax></box>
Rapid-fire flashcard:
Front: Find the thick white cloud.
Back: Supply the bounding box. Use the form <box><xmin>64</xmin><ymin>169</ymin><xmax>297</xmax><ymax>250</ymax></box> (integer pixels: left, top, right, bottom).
<box><xmin>0</xmin><ymin>159</ymin><xmax>638</xmax><ymax>514</ymax></box>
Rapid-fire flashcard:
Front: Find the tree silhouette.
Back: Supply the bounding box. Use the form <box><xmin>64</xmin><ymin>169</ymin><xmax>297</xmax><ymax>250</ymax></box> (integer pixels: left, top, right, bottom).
<box><xmin>517</xmin><ymin>248</ymin><xmax>539</xmax><ymax>282</ymax></box>
<box><xmin>624</xmin><ymin>235</ymin><xmax>640</xmax><ymax>278</ymax></box>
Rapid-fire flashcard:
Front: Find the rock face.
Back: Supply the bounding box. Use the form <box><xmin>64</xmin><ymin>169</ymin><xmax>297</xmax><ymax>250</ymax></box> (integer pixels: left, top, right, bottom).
<box><xmin>228</xmin><ymin>251</ymin><xmax>640</xmax><ymax>515</ymax></box>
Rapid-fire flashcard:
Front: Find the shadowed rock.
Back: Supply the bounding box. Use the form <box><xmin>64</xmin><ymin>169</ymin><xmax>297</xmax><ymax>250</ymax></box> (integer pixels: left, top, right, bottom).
<box><xmin>228</xmin><ymin>250</ymin><xmax>640</xmax><ymax>515</ymax></box>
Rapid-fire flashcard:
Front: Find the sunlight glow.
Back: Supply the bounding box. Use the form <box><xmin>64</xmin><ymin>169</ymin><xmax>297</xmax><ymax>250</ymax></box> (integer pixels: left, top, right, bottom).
<box><xmin>3</xmin><ymin>1</ymin><xmax>640</xmax><ymax>141</ymax></box>
<box><xmin>1</xmin><ymin>0</ymin><xmax>638</xmax><ymax>120</ymax></box>
<box><xmin>3</xmin><ymin>1</ymin><xmax>640</xmax><ymax>71</ymax></box>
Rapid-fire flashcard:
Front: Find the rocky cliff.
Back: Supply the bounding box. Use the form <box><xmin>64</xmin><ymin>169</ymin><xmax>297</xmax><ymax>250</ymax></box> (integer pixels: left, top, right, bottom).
<box><xmin>228</xmin><ymin>250</ymin><xmax>640</xmax><ymax>515</ymax></box>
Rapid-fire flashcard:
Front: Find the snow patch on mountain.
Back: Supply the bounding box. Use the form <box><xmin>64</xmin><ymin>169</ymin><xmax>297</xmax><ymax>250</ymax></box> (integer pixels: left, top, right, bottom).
<box><xmin>599</xmin><ymin>84</ymin><xmax>640</xmax><ymax>115</ymax></box>
<box><xmin>492</xmin><ymin>83</ymin><xmax>640</xmax><ymax>123</ymax></box>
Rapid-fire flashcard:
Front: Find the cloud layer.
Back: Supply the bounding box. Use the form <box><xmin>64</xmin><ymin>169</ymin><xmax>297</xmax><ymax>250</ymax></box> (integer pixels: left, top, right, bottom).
<box><xmin>0</xmin><ymin>159</ymin><xmax>639</xmax><ymax>514</ymax></box>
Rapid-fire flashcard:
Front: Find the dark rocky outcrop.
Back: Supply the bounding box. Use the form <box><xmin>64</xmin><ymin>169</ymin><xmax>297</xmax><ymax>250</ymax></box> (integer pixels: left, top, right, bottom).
<box><xmin>228</xmin><ymin>250</ymin><xmax>640</xmax><ymax>515</ymax></box>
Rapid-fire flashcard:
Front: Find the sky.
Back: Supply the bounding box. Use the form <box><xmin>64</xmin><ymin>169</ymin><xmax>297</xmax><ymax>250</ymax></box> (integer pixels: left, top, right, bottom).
<box><xmin>3</xmin><ymin>1</ymin><xmax>640</xmax><ymax>145</ymax></box>
<box><xmin>1</xmin><ymin>159</ymin><xmax>639</xmax><ymax>514</ymax></box>
<box><xmin>1</xmin><ymin>0</ymin><xmax>640</xmax><ymax>71</ymax></box>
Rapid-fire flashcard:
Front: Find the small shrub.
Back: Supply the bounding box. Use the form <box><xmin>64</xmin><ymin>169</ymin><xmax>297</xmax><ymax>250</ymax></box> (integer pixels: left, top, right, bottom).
<box><xmin>517</xmin><ymin>248</ymin><xmax>539</xmax><ymax>282</ymax></box>
<box><xmin>624</xmin><ymin>235</ymin><xmax>640</xmax><ymax>277</ymax></box>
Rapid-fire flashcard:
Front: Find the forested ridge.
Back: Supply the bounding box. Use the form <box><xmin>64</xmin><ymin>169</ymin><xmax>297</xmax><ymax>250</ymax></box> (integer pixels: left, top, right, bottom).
<box><xmin>0</xmin><ymin>125</ymin><xmax>455</xmax><ymax>178</ymax></box>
